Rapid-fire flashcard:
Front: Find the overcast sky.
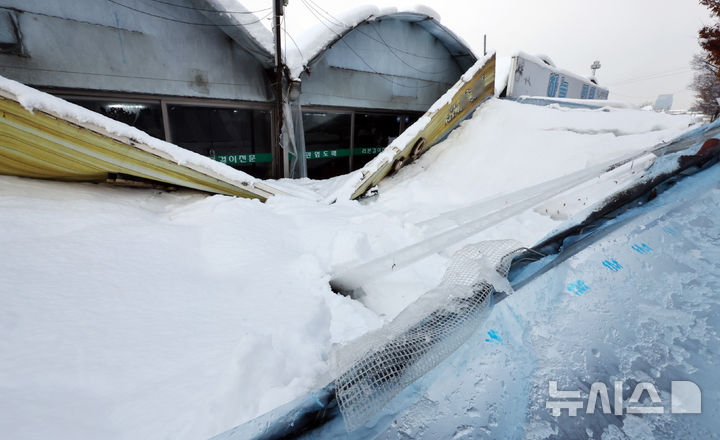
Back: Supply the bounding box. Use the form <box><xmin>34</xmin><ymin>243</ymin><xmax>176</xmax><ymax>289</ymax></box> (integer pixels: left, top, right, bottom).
<box><xmin>244</xmin><ymin>0</ymin><xmax>713</xmax><ymax>110</ymax></box>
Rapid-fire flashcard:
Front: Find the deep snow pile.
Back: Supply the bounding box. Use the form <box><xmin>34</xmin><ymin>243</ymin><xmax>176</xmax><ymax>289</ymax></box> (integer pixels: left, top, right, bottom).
<box><xmin>0</xmin><ymin>100</ymin><xmax>697</xmax><ymax>439</ymax></box>
<box><xmin>0</xmin><ymin>177</ymin><xmax>383</xmax><ymax>440</ymax></box>
<box><xmin>374</xmin><ymin>99</ymin><xmax>692</xmax><ymax>216</ymax></box>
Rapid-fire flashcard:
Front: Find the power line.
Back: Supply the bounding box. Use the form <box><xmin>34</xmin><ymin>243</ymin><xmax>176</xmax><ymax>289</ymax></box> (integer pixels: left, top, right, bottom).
<box><xmin>361</xmin><ymin>24</ymin><xmax>456</xmax><ymax>62</ymax></box>
<box><xmin>299</xmin><ymin>0</ymin><xmax>455</xmax><ymax>83</ymax></box>
<box><xmin>612</xmin><ymin>70</ymin><xmax>692</xmax><ymax>86</ymax></box>
<box><xmin>304</xmin><ymin>0</ymin><xmax>453</xmax><ymax>61</ymax></box>
<box><xmin>304</xmin><ymin>0</ymin><xmax>345</xmax><ymax>27</ymax></box>
<box><xmin>615</xmin><ymin>67</ymin><xmax>692</xmax><ymax>82</ymax></box>
<box><xmin>339</xmin><ymin>38</ymin><xmax>440</xmax><ymax>88</ymax></box>
<box><xmin>3</xmin><ymin>3</ymin><xmax>273</xmax><ymax>61</ymax></box>
<box><xmin>0</xmin><ymin>5</ymin><xmax>131</xmax><ymax>30</ymax></box>
<box><xmin>281</xmin><ymin>14</ymin><xmax>287</xmax><ymax>63</ymax></box>
<box><xmin>608</xmin><ymin>68</ymin><xmax>693</xmax><ymax>86</ymax></box>
<box><xmin>366</xmin><ymin>22</ymin><xmax>453</xmax><ymax>75</ymax></box>
<box><xmin>300</xmin><ymin>0</ymin><xmax>439</xmax><ymax>89</ymax></box>
<box><xmin>105</xmin><ymin>0</ymin><xmax>272</xmax><ymax>27</ymax></box>
<box><xmin>0</xmin><ymin>64</ymin><xmax>254</xmax><ymax>87</ymax></box>
<box><xmin>283</xmin><ymin>14</ymin><xmax>303</xmax><ymax>63</ymax></box>
<box><xmin>308</xmin><ymin>0</ymin><xmax>452</xmax><ymax>65</ymax></box>
<box><xmin>144</xmin><ymin>0</ymin><xmax>271</xmax><ymax>14</ymax></box>
<box><xmin>285</xmin><ymin>31</ymin><xmax>304</xmax><ymax>62</ymax></box>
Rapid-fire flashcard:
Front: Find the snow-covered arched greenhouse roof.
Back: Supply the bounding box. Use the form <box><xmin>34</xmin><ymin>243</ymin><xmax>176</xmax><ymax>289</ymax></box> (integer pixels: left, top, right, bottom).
<box><xmin>194</xmin><ymin>0</ymin><xmax>276</xmax><ymax>69</ymax></box>
<box><xmin>286</xmin><ymin>5</ymin><xmax>477</xmax><ymax>79</ymax></box>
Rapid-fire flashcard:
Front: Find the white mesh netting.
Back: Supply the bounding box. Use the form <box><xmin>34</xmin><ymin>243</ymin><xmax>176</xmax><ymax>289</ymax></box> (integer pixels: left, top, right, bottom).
<box><xmin>332</xmin><ymin>240</ymin><xmax>524</xmax><ymax>431</ymax></box>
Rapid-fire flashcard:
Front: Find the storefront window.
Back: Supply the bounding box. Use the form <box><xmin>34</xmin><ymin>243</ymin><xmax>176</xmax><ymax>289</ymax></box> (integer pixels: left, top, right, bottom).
<box><xmin>353</xmin><ymin>113</ymin><xmax>401</xmax><ymax>170</ymax></box>
<box><xmin>167</xmin><ymin>105</ymin><xmax>271</xmax><ymax>178</ymax></box>
<box><xmin>67</xmin><ymin>98</ymin><xmax>165</xmax><ymax>140</ymax></box>
<box><xmin>303</xmin><ymin>112</ymin><xmax>351</xmax><ymax>179</ymax></box>
<box><xmin>404</xmin><ymin>113</ymin><xmax>422</xmax><ymax>131</ymax></box>
<box><xmin>352</xmin><ymin>112</ymin><xmax>422</xmax><ymax>171</ymax></box>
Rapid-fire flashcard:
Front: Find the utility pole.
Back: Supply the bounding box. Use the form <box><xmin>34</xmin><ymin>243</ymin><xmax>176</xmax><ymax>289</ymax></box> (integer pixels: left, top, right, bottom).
<box><xmin>591</xmin><ymin>60</ymin><xmax>601</xmax><ymax>77</ymax></box>
<box><xmin>271</xmin><ymin>0</ymin><xmax>285</xmax><ymax>178</ymax></box>
<box><xmin>483</xmin><ymin>34</ymin><xmax>487</xmax><ymax>56</ymax></box>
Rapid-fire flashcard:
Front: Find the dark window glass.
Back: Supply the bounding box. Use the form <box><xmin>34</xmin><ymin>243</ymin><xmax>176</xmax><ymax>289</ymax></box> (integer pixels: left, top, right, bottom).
<box><xmin>67</xmin><ymin>99</ymin><xmax>165</xmax><ymax>140</ymax></box>
<box><xmin>352</xmin><ymin>112</ymin><xmax>423</xmax><ymax>170</ymax></box>
<box><xmin>353</xmin><ymin>113</ymin><xmax>401</xmax><ymax>170</ymax></box>
<box><xmin>0</xmin><ymin>10</ymin><xmax>23</xmax><ymax>55</ymax></box>
<box><xmin>403</xmin><ymin>113</ymin><xmax>422</xmax><ymax>131</ymax></box>
<box><xmin>303</xmin><ymin>112</ymin><xmax>351</xmax><ymax>179</ymax></box>
<box><xmin>167</xmin><ymin>105</ymin><xmax>271</xmax><ymax>178</ymax></box>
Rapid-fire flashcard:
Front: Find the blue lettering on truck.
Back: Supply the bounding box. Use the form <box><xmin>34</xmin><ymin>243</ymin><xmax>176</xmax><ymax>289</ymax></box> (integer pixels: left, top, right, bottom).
<box><xmin>558</xmin><ymin>77</ymin><xmax>569</xmax><ymax>98</ymax></box>
<box><xmin>547</xmin><ymin>73</ymin><xmax>560</xmax><ymax>97</ymax></box>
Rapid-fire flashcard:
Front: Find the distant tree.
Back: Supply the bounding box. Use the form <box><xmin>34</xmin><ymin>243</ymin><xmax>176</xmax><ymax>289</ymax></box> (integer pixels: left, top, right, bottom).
<box><xmin>690</xmin><ymin>54</ymin><xmax>720</xmax><ymax>116</ymax></box>
<box><xmin>699</xmin><ymin>0</ymin><xmax>720</xmax><ymax>72</ymax></box>
<box><xmin>693</xmin><ymin>1</ymin><xmax>720</xmax><ymax>117</ymax></box>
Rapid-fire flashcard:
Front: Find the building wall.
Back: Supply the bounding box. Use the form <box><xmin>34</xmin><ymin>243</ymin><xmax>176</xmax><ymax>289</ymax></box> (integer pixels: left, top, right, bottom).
<box><xmin>299</xmin><ymin>18</ymin><xmax>465</xmax><ymax>112</ymax></box>
<box><xmin>0</xmin><ymin>0</ymin><xmax>277</xmax><ymax>178</ymax></box>
<box><xmin>0</xmin><ymin>3</ymin><xmax>476</xmax><ymax>180</ymax></box>
<box><xmin>0</xmin><ymin>0</ymin><xmax>271</xmax><ymax>102</ymax></box>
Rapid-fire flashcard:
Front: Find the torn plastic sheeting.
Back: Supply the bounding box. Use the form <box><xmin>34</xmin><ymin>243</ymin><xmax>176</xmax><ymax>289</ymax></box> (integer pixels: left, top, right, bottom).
<box><xmin>332</xmin><ymin>240</ymin><xmax>524</xmax><ymax>431</ymax></box>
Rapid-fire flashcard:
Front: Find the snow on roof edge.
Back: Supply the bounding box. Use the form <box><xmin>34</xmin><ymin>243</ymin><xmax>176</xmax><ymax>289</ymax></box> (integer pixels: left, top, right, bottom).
<box><xmin>286</xmin><ymin>4</ymin><xmax>468</xmax><ymax>79</ymax></box>
<box><xmin>325</xmin><ymin>51</ymin><xmax>496</xmax><ymax>202</ymax></box>
<box><xmin>286</xmin><ymin>5</ymin><xmax>379</xmax><ymax>79</ymax></box>
<box><xmin>405</xmin><ymin>4</ymin><xmax>441</xmax><ymax>21</ymax></box>
<box><xmin>200</xmin><ymin>0</ymin><xmax>275</xmax><ymax>61</ymax></box>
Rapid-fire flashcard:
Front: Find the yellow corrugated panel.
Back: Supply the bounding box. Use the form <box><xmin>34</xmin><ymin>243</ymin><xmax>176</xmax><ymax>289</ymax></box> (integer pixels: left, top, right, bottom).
<box><xmin>0</xmin><ymin>94</ymin><xmax>276</xmax><ymax>201</ymax></box>
<box><xmin>349</xmin><ymin>54</ymin><xmax>496</xmax><ymax>200</ymax></box>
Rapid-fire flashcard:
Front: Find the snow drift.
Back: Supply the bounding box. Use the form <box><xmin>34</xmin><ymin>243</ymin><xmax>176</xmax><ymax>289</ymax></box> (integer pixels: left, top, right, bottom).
<box><xmin>0</xmin><ymin>97</ymin><xmax>698</xmax><ymax>439</ymax></box>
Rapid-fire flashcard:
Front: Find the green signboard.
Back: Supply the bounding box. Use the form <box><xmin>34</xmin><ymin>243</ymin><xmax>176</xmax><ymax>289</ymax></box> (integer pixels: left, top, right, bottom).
<box><xmin>354</xmin><ymin>147</ymin><xmax>385</xmax><ymax>156</ymax></box>
<box><xmin>213</xmin><ymin>147</ymin><xmax>386</xmax><ymax>165</ymax></box>
<box><xmin>212</xmin><ymin>153</ymin><xmax>273</xmax><ymax>165</ymax></box>
<box><xmin>303</xmin><ymin>147</ymin><xmax>385</xmax><ymax>160</ymax></box>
